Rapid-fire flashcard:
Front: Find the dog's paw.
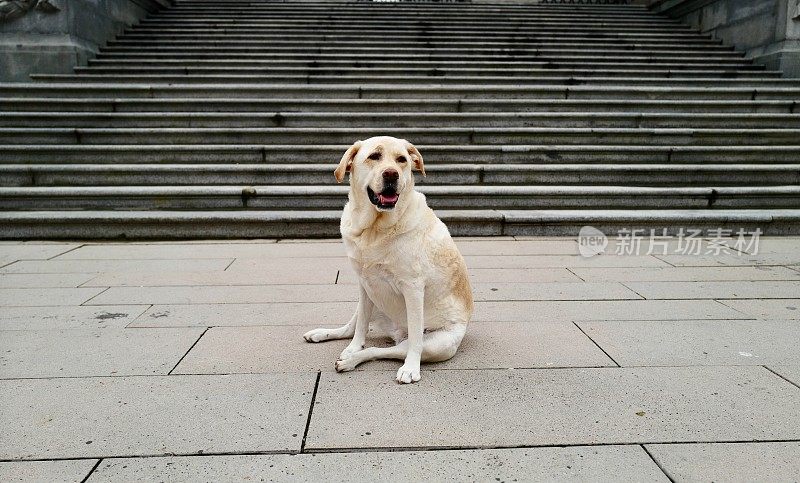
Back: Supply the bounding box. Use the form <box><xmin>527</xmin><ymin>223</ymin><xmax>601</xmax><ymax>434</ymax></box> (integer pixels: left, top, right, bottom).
<box><xmin>303</xmin><ymin>328</ymin><xmax>329</xmax><ymax>343</ymax></box>
<box><xmin>339</xmin><ymin>344</ymin><xmax>362</xmax><ymax>361</ymax></box>
<box><xmin>335</xmin><ymin>356</ymin><xmax>357</xmax><ymax>373</ymax></box>
<box><xmin>396</xmin><ymin>363</ymin><xmax>421</xmax><ymax>384</ymax></box>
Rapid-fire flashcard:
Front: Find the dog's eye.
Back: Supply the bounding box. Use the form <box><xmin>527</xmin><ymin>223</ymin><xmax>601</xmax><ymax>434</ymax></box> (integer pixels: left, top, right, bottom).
<box><xmin>368</xmin><ymin>152</ymin><xmax>381</xmax><ymax>161</ymax></box>
<box><xmin>397</xmin><ymin>156</ymin><xmax>407</xmax><ymax>163</ymax></box>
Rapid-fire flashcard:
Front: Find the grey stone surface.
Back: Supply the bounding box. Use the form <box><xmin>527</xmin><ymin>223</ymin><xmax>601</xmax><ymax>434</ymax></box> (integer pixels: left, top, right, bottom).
<box><xmin>656</xmin><ymin>252</ymin><xmax>800</xmax><ymax>266</ymax></box>
<box><xmin>172</xmin><ymin>321</ymin><xmax>614</xmax><ymax>374</ymax></box>
<box><xmin>0</xmin><ymin>244</ymin><xmax>79</xmax><ymax>266</ymax></box>
<box><xmin>130</xmin><ymin>302</ymin><xmax>356</xmax><ymax>327</ymax></box>
<box><xmin>85</xmin><ymin>268</ymin><xmax>341</xmax><ymax>287</ymax></box>
<box><xmin>0</xmin><ymin>328</ymin><xmax>203</xmax><ymax>378</ymax></box>
<box><xmin>0</xmin><ymin>273</ymin><xmax>95</xmax><ymax>288</ymax></box>
<box><xmin>717</xmin><ymin>299</ymin><xmax>800</xmax><ymax>319</ymax></box>
<box><xmin>87</xmin><ymin>284</ymin><xmax>357</xmax><ymax>305</ymax></box>
<box><xmin>61</xmin><ymin>242</ymin><xmax>346</xmax><ymax>260</ymax></box>
<box><xmin>454</xmin><ymin>239</ymin><xmax>579</xmax><ymax>255</ymax></box>
<box><xmin>472</xmin><ymin>282</ymin><xmax>640</xmax><ymax>301</ymax></box>
<box><xmin>0</xmin><ymin>373</ymin><xmax>313</xmax><ymax>459</ymax></box>
<box><xmin>464</xmin><ymin>255</ymin><xmax>669</xmax><ymax>269</ymax></box>
<box><xmin>625</xmin><ymin>281</ymin><xmax>800</xmax><ymax>299</ymax></box>
<box><xmin>578</xmin><ymin>319</ymin><xmax>800</xmax><ymax>366</ymax></box>
<box><xmin>570</xmin><ymin>266</ymin><xmax>800</xmax><ymax>282</ymax></box>
<box><xmin>0</xmin><ymin>459</ymin><xmax>97</xmax><ymax>483</ymax></box>
<box><xmin>226</xmin><ymin>257</ymin><xmax>349</xmax><ymax>279</ymax></box>
<box><xmin>474</xmin><ymin>299</ymin><xmax>747</xmax><ymax>322</ymax></box>
<box><xmin>0</xmin><ymin>258</ymin><xmax>233</xmax><ymax>274</ymax></box>
<box><xmin>646</xmin><ymin>442</ymin><xmax>800</xmax><ymax>482</ymax></box>
<box><xmin>0</xmin><ymin>287</ymin><xmax>105</xmax><ymax>306</ymax></box>
<box><xmin>0</xmin><ymin>305</ymin><xmax>147</xmax><ymax>330</ymax></box>
<box><xmin>769</xmin><ymin>365</ymin><xmax>800</xmax><ymax>386</ymax></box>
<box><xmin>306</xmin><ymin>366</ymin><xmax>800</xmax><ymax>449</ymax></box>
<box><xmin>88</xmin><ymin>446</ymin><xmax>668</xmax><ymax>482</ymax></box>
<box><xmin>336</xmin><ymin>267</ymin><xmax>577</xmax><ymax>285</ymax></box>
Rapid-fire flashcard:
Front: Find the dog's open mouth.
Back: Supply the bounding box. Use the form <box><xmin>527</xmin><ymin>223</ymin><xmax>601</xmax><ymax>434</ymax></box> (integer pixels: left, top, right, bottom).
<box><xmin>367</xmin><ymin>187</ymin><xmax>399</xmax><ymax>209</ymax></box>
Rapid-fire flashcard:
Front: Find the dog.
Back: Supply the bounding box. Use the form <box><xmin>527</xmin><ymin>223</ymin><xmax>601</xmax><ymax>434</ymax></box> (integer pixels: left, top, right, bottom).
<box><xmin>303</xmin><ymin>136</ymin><xmax>473</xmax><ymax>384</ymax></box>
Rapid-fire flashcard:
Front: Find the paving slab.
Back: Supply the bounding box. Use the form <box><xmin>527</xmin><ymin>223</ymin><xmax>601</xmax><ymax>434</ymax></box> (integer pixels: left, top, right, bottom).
<box><xmin>0</xmin><ymin>460</ymin><xmax>97</xmax><ymax>483</ymax></box>
<box><xmin>577</xmin><ymin>320</ymin><xmax>800</xmax><ymax>366</ymax></box>
<box><xmin>769</xmin><ymin>366</ymin><xmax>800</xmax><ymax>387</ymax></box>
<box><xmin>59</xmin><ymin>243</ymin><xmax>346</xmax><ymax>260</ymax></box>
<box><xmin>474</xmin><ymin>300</ymin><xmax>749</xmax><ymax>322</ymax></box>
<box><xmin>0</xmin><ymin>244</ymin><xmax>81</xmax><ymax>267</ymax></box>
<box><xmin>337</xmin><ymin>267</ymin><xmax>580</xmax><ymax>285</ymax></box>
<box><xmin>0</xmin><ymin>273</ymin><xmax>96</xmax><ymax>288</ymax></box>
<box><xmin>625</xmin><ymin>281</ymin><xmax>800</xmax><ymax>299</ymax></box>
<box><xmin>717</xmin><ymin>236</ymin><xmax>800</xmax><ymax>254</ymax></box>
<box><xmin>130</xmin><ymin>302</ymin><xmax>356</xmax><ymax>327</ymax></box>
<box><xmin>0</xmin><ymin>373</ymin><xmax>313</xmax><ymax>459</ymax></box>
<box><xmin>0</xmin><ymin>328</ymin><xmax>204</xmax><ymax>378</ymax></box>
<box><xmin>465</xmin><ymin>255</ymin><xmax>669</xmax><ymax>269</ymax></box>
<box><xmin>646</xmin><ymin>442</ymin><xmax>800</xmax><ymax>482</ymax></box>
<box><xmin>717</xmin><ymin>299</ymin><xmax>800</xmax><ymax>320</ymax></box>
<box><xmin>305</xmin><ymin>367</ymin><xmax>800</xmax><ymax>449</ymax></box>
<box><xmin>86</xmin><ymin>284</ymin><xmax>357</xmax><ymax>306</ymax></box>
<box><xmin>454</xmin><ymin>239</ymin><xmax>579</xmax><ymax>255</ymax></box>
<box><xmin>0</xmin><ymin>258</ymin><xmax>233</xmax><ymax>274</ymax></box>
<box><xmin>225</xmin><ymin>257</ymin><xmax>348</xmax><ymax>276</ymax></box>
<box><xmin>0</xmin><ymin>306</ymin><xmax>148</xmax><ymax>330</ymax></box>
<box><xmin>570</xmin><ymin>266</ymin><xmax>800</xmax><ymax>282</ymax></box>
<box><xmin>656</xmin><ymin>252</ymin><xmax>800</xmax><ymax>266</ymax></box>
<box><xmin>0</xmin><ymin>288</ymin><xmax>106</xmax><ymax>307</ymax></box>
<box><xmin>88</xmin><ymin>446</ymin><xmax>668</xmax><ymax>482</ymax></box>
<box><xmin>173</xmin><ymin>321</ymin><xmax>614</xmax><ymax>374</ymax></box>
<box><xmin>85</xmin><ymin>268</ymin><xmax>341</xmax><ymax>287</ymax></box>
<box><xmin>472</xmin><ymin>282</ymin><xmax>640</xmax><ymax>301</ymax></box>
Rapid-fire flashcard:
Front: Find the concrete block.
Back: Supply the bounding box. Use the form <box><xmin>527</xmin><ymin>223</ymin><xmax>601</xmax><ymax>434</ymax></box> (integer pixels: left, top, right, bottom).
<box><xmin>454</xmin><ymin>240</ymin><xmax>578</xmax><ymax>255</ymax></box>
<box><xmin>333</xmin><ymin>266</ymin><xmax>578</xmax><ymax>285</ymax></box>
<box><xmin>172</xmin><ymin>321</ymin><xmax>615</xmax><ymax>374</ymax></box>
<box><xmin>89</xmin><ymin>446</ymin><xmax>668</xmax><ymax>482</ymax></box>
<box><xmin>305</xmin><ymin>367</ymin><xmax>800</xmax><ymax>449</ymax></box>
<box><xmin>0</xmin><ymin>258</ymin><xmax>233</xmax><ymax>274</ymax></box>
<box><xmin>0</xmin><ymin>460</ymin><xmax>97</xmax><ymax>483</ymax></box>
<box><xmin>0</xmin><ymin>328</ymin><xmax>204</xmax><ymax>378</ymax></box>
<box><xmin>0</xmin><ymin>273</ymin><xmax>95</xmax><ymax>288</ymax></box>
<box><xmin>464</xmin><ymin>255</ymin><xmax>669</xmax><ymax>269</ymax></box>
<box><xmin>0</xmin><ymin>287</ymin><xmax>105</xmax><ymax>306</ymax></box>
<box><xmin>657</xmin><ymin>252</ymin><xmax>800</xmax><ymax>266</ymax></box>
<box><xmin>0</xmin><ymin>305</ymin><xmax>147</xmax><ymax>330</ymax></box>
<box><xmin>646</xmin><ymin>442</ymin><xmax>800</xmax><ymax>482</ymax></box>
<box><xmin>87</xmin><ymin>284</ymin><xmax>356</xmax><ymax>305</ymax></box>
<box><xmin>85</xmin><ymin>267</ymin><xmax>340</xmax><ymax>287</ymax></box>
<box><xmin>0</xmin><ymin>244</ymin><xmax>80</xmax><ymax>267</ymax></box>
<box><xmin>130</xmin><ymin>302</ymin><xmax>356</xmax><ymax>328</ymax></box>
<box><xmin>718</xmin><ymin>299</ymin><xmax>800</xmax><ymax>319</ymax></box>
<box><xmin>624</xmin><ymin>281</ymin><xmax>800</xmax><ymax>299</ymax></box>
<box><xmin>578</xmin><ymin>319</ymin><xmax>800</xmax><ymax>366</ymax></box>
<box><xmin>59</xmin><ymin>242</ymin><xmax>346</xmax><ymax>260</ymax></box>
<box><xmin>472</xmin><ymin>282</ymin><xmax>640</xmax><ymax>301</ymax></box>
<box><xmin>570</xmin><ymin>266</ymin><xmax>800</xmax><ymax>282</ymax></box>
<box><xmin>0</xmin><ymin>373</ymin><xmax>313</xmax><ymax>459</ymax></box>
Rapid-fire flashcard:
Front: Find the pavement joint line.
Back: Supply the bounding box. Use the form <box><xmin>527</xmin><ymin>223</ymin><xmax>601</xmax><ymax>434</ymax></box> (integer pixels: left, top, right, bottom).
<box><xmin>619</xmin><ymin>282</ymin><xmax>648</xmax><ymax>300</ymax></box>
<box><xmin>572</xmin><ymin>321</ymin><xmax>621</xmax><ymax>367</ymax></box>
<box><xmin>4</xmin><ymin>439</ymin><xmax>800</xmax><ymax>463</ymax></box>
<box><xmin>763</xmin><ymin>365</ymin><xmax>800</xmax><ymax>391</ymax></box>
<box><xmin>0</xmin><ymin>260</ymin><xmax>19</xmax><ymax>270</ymax></box>
<box><xmin>300</xmin><ymin>371</ymin><xmax>321</xmax><ymax>453</ymax></box>
<box><xmin>564</xmin><ymin>267</ymin><xmax>585</xmax><ymax>282</ymax></box>
<box><xmin>652</xmin><ymin>255</ymin><xmax>677</xmax><ymax>267</ymax></box>
<box><xmin>712</xmin><ymin>299</ymin><xmax>760</xmax><ymax>318</ymax></box>
<box><xmin>640</xmin><ymin>444</ymin><xmax>676</xmax><ymax>483</ymax></box>
<box><xmin>222</xmin><ymin>258</ymin><xmax>236</xmax><ymax>271</ymax></box>
<box><xmin>167</xmin><ymin>327</ymin><xmax>209</xmax><ymax>375</ymax></box>
<box><xmin>124</xmin><ymin>304</ymin><xmax>155</xmax><ymax>328</ymax></box>
<box><xmin>47</xmin><ymin>244</ymin><xmax>85</xmax><ymax>261</ymax></box>
<box><xmin>334</xmin><ymin>270</ymin><xmax>340</xmax><ymax>284</ymax></box>
<box><xmin>79</xmin><ymin>458</ymin><xmax>102</xmax><ymax>483</ymax></box>
<box><xmin>79</xmin><ymin>287</ymin><xmax>110</xmax><ymax>306</ymax></box>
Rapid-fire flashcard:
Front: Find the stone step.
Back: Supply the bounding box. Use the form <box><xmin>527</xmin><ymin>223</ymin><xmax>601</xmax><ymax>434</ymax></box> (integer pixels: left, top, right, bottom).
<box><xmin>10</xmin><ymin>85</ymin><xmax>795</xmax><ymax>101</ymax></box>
<box><xmin>34</xmin><ymin>74</ymin><xmax>796</xmax><ymax>87</ymax></box>
<box><xmin>72</xmin><ymin>66</ymin><xmax>783</xmax><ymax>79</ymax></box>
<box><xmin>6</xmin><ymin>112</ymin><xmax>800</xmax><ymax>129</ymax></box>
<box><xmin>3</xmin><ymin>164</ymin><xmax>797</xmax><ymax>187</ymax></box>
<box><xmin>141</xmin><ymin>15</ymin><xmax>677</xmax><ymax>25</ymax></box>
<box><xmin>2</xmin><ymin>145</ymin><xmax>798</xmax><ymax>164</ymax></box>
<box><xmin>4</xmin><ymin>185</ymin><xmax>799</xmax><ymax>210</ymax></box>
<box><xmin>4</xmin><ymin>127</ymin><xmax>800</xmax><ymax>146</ymax></box>
<box><xmin>3</xmin><ymin>98</ymin><xmax>795</xmax><ymax>114</ymax></box>
<box><xmin>133</xmin><ymin>20</ymin><xmax>691</xmax><ymax>30</ymax></box>
<box><xmin>3</xmin><ymin>209</ymin><xmax>799</xmax><ymax>238</ymax></box>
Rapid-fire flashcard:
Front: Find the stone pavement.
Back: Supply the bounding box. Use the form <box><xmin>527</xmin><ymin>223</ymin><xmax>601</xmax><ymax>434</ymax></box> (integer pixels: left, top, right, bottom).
<box><xmin>1</xmin><ymin>236</ymin><xmax>800</xmax><ymax>482</ymax></box>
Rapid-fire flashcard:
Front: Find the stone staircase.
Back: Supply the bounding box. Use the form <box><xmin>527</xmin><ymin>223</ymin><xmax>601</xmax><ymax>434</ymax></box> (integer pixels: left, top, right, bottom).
<box><xmin>2</xmin><ymin>0</ymin><xmax>800</xmax><ymax>238</ymax></box>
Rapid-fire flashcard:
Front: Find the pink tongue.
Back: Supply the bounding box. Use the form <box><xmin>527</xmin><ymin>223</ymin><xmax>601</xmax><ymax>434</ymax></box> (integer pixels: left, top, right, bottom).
<box><xmin>378</xmin><ymin>193</ymin><xmax>399</xmax><ymax>204</ymax></box>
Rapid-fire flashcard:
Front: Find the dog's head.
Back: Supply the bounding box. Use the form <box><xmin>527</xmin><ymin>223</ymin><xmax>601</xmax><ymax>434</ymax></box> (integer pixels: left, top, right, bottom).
<box><xmin>334</xmin><ymin>136</ymin><xmax>425</xmax><ymax>212</ymax></box>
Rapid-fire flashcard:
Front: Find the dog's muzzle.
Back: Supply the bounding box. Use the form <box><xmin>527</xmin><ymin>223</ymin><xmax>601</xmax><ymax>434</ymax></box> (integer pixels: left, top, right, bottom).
<box><xmin>367</xmin><ymin>186</ymin><xmax>399</xmax><ymax>210</ymax></box>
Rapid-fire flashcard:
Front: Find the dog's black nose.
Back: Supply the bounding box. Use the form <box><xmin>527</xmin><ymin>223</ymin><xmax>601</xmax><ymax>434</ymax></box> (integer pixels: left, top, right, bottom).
<box><xmin>383</xmin><ymin>170</ymin><xmax>399</xmax><ymax>181</ymax></box>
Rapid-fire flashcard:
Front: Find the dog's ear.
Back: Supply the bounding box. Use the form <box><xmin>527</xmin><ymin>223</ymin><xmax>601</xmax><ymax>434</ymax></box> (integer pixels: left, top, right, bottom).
<box><xmin>334</xmin><ymin>141</ymin><xmax>362</xmax><ymax>183</ymax></box>
<box><xmin>406</xmin><ymin>141</ymin><xmax>425</xmax><ymax>177</ymax></box>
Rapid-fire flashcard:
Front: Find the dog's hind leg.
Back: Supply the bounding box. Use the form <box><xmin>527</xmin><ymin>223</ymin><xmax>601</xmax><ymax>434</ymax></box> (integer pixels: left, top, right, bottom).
<box><xmin>335</xmin><ymin>323</ymin><xmax>467</xmax><ymax>377</ymax></box>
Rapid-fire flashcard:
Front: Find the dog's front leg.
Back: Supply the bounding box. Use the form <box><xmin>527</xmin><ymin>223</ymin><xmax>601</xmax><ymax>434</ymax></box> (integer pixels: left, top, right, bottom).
<box><xmin>339</xmin><ymin>283</ymin><xmax>373</xmax><ymax>361</ymax></box>
<box><xmin>397</xmin><ymin>284</ymin><xmax>424</xmax><ymax>384</ymax></box>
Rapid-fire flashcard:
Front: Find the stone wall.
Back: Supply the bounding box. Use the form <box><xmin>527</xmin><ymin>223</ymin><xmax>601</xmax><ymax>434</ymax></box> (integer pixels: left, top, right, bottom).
<box><xmin>0</xmin><ymin>0</ymin><xmax>171</xmax><ymax>82</ymax></box>
<box><xmin>649</xmin><ymin>0</ymin><xmax>800</xmax><ymax>77</ymax></box>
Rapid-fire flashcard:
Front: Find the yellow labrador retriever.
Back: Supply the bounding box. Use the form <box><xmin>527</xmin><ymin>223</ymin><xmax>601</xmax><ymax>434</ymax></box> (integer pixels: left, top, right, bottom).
<box><xmin>303</xmin><ymin>136</ymin><xmax>473</xmax><ymax>384</ymax></box>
